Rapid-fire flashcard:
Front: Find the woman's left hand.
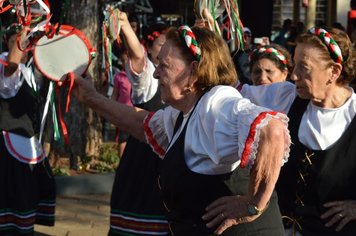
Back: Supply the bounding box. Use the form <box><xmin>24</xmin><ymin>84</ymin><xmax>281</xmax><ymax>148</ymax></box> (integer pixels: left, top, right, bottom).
<box><xmin>202</xmin><ymin>195</ymin><xmax>258</xmax><ymax>235</ymax></box>
<box><xmin>321</xmin><ymin>200</ymin><xmax>356</xmax><ymax>231</ymax></box>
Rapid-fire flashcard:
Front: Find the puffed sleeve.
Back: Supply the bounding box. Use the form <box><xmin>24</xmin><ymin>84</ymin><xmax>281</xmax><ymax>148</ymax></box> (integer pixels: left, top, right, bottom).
<box><xmin>143</xmin><ymin>106</ymin><xmax>180</xmax><ymax>159</ymax></box>
<box><xmin>125</xmin><ymin>47</ymin><xmax>158</xmax><ymax>104</ymax></box>
<box><xmin>0</xmin><ymin>53</ymin><xmax>24</xmax><ymax>99</ymax></box>
<box><xmin>240</xmin><ymin>81</ymin><xmax>297</xmax><ymax>113</ymax></box>
<box><xmin>178</xmin><ymin>86</ymin><xmax>290</xmax><ymax>175</ymax></box>
<box><xmin>195</xmin><ymin>86</ymin><xmax>290</xmax><ymax>170</ymax></box>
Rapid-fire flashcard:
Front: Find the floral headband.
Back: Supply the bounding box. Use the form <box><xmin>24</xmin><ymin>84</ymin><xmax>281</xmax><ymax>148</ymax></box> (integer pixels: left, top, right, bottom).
<box><xmin>308</xmin><ymin>27</ymin><xmax>344</xmax><ymax>63</ymax></box>
<box><xmin>249</xmin><ymin>46</ymin><xmax>287</xmax><ymax>67</ymax></box>
<box><xmin>178</xmin><ymin>25</ymin><xmax>201</xmax><ymax>61</ymax></box>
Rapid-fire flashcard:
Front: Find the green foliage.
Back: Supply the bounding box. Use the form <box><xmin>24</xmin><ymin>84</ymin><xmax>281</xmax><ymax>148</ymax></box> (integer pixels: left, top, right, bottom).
<box><xmin>89</xmin><ymin>143</ymin><xmax>119</xmax><ymax>173</ymax></box>
<box><xmin>98</xmin><ymin>143</ymin><xmax>119</xmax><ymax>165</ymax></box>
<box><xmin>52</xmin><ymin>167</ymin><xmax>70</xmax><ymax>176</ymax></box>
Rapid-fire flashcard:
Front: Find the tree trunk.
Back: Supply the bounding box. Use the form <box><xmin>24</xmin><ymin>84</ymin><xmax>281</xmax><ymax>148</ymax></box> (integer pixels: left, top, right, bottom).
<box><xmin>66</xmin><ymin>0</ymin><xmax>103</xmax><ymax>159</ymax></box>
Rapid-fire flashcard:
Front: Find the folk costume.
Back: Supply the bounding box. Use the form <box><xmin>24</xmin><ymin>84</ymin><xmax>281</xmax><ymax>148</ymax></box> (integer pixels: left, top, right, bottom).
<box><xmin>241</xmin><ymin>82</ymin><xmax>356</xmax><ymax>235</ymax></box>
<box><xmin>0</xmin><ymin>52</ymin><xmax>55</xmax><ymax>235</ymax></box>
<box><xmin>144</xmin><ymin>85</ymin><xmax>290</xmax><ymax>235</ymax></box>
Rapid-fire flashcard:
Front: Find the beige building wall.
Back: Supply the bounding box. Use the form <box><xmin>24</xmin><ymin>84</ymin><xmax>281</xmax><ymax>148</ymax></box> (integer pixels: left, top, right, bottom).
<box><xmin>337</xmin><ymin>1</ymin><xmax>349</xmax><ymax>28</ymax></box>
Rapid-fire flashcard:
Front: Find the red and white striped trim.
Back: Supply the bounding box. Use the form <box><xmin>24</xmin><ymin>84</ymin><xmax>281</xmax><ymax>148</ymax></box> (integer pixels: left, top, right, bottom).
<box><xmin>143</xmin><ymin>112</ymin><xmax>166</xmax><ymax>158</ymax></box>
<box><xmin>240</xmin><ymin>111</ymin><xmax>279</xmax><ymax>168</ymax></box>
<box><xmin>110</xmin><ymin>212</ymin><xmax>169</xmax><ymax>235</ymax></box>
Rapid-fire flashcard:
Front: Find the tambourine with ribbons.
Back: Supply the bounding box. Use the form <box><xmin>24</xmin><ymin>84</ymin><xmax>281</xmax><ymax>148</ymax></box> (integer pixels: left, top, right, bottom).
<box><xmin>101</xmin><ymin>6</ymin><xmax>121</xmax><ymax>90</ymax></box>
<box><xmin>107</xmin><ymin>8</ymin><xmax>121</xmax><ymax>41</ymax></box>
<box><xmin>33</xmin><ymin>25</ymin><xmax>96</xmax><ymax>145</ymax></box>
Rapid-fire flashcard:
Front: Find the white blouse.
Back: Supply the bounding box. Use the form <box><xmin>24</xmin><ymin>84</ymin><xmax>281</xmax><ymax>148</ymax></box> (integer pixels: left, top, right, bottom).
<box><xmin>0</xmin><ymin>52</ymin><xmax>35</xmax><ymax>99</ymax></box>
<box><xmin>125</xmin><ymin>47</ymin><xmax>159</xmax><ymax>105</ymax></box>
<box><xmin>144</xmin><ymin>85</ymin><xmax>290</xmax><ymax>175</ymax></box>
<box><xmin>241</xmin><ymin>82</ymin><xmax>356</xmax><ymax>150</ymax></box>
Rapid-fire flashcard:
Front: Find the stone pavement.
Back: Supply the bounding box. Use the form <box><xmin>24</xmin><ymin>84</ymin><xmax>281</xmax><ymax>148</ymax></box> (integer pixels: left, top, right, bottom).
<box><xmin>35</xmin><ymin>194</ymin><xmax>111</xmax><ymax>236</ymax></box>
<box><xmin>34</xmin><ymin>173</ymin><xmax>115</xmax><ymax>236</ymax></box>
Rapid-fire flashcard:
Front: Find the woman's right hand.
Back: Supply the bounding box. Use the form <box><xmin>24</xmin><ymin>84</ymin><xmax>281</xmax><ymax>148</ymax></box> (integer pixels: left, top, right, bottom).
<box><xmin>202</xmin><ymin>195</ymin><xmax>260</xmax><ymax>235</ymax></box>
<box><xmin>321</xmin><ymin>200</ymin><xmax>356</xmax><ymax>232</ymax></box>
<box><xmin>71</xmin><ymin>73</ymin><xmax>98</xmax><ymax>105</ymax></box>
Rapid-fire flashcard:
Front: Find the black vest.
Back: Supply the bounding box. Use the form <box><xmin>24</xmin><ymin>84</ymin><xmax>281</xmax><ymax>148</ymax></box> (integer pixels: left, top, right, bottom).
<box><xmin>0</xmin><ymin>80</ymin><xmax>39</xmax><ymax>137</ymax></box>
<box><xmin>277</xmin><ymin>97</ymin><xmax>356</xmax><ymax>236</ymax></box>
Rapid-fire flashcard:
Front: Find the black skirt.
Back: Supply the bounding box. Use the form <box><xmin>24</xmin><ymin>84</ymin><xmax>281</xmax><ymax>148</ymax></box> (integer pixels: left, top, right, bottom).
<box><xmin>109</xmin><ymin>136</ymin><xmax>169</xmax><ymax>235</ymax></box>
<box><xmin>0</xmin><ymin>135</ymin><xmax>56</xmax><ymax>235</ymax></box>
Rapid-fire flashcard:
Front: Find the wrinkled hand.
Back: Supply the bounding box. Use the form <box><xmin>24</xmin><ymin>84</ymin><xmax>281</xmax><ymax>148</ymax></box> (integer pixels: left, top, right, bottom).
<box><xmin>71</xmin><ymin>73</ymin><xmax>97</xmax><ymax>105</ymax></box>
<box><xmin>202</xmin><ymin>195</ymin><xmax>258</xmax><ymax>235</ymax></box>
<box><xmin>321</xmin><ymin>200</ymin><xmax>356</xmax><ymax>232</ymax></box>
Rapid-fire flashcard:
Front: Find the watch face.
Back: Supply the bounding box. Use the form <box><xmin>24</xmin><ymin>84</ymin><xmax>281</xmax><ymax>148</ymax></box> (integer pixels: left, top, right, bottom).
<box><xmin>247</xmin><ymin>204</ymin><xmax>259</xmax><ymax>215</ymax></box>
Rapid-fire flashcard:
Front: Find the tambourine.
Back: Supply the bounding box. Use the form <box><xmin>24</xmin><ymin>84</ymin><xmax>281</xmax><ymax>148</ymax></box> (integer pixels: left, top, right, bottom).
<box><xmin>33</xmin><ymin>25</ymin><xmax>95</xmax><ymax>81</ymax></box>
<box><xmin>194</xmin><ymin>0</ymin><xmax>225</xmax><ymax>19</ymax></box>
<box><xmin>107</xmin><ymin>8</ymin><xmax>121</xmax><ymax>41</ymax></box>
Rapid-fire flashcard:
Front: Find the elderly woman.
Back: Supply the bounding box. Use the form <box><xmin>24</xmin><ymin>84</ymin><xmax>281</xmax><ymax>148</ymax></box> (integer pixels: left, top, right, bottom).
<box><xmin>239</xmin><ymin>27</ymin><xmax>356</xmax><ymax>235</ymax></box>
<box><xmin>248</xmin><ymin>44</ymin><xmax>293</xmax><ymax>86</ymax></box>
<box><xmin>72</xmin><ymin>26</ymin><xmax>290</xmax><ymax>235</ymax></box>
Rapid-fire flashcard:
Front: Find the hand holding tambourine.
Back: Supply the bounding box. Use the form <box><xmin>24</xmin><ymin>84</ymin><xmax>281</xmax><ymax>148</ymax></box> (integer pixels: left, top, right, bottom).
<box><xmin>194</xmin><ymin>0</ymin><xmax>224</xmax><ymax>34</ymax></box>
<box><xmin>194</xmin><ymin>0</ymin><xmax>245</xmax><ymax>50</ymax></box>
<box><xmin>106</xmin><ymin>8</ymin><xmax>121</xmax><ymax>41</ymax></box>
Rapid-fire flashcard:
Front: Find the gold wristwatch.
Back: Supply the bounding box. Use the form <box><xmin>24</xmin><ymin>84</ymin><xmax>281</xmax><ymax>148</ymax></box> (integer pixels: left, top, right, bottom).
<box><xmin>247</xmin><ymin>201</ymin><xmax>270</xmax><ymax>216</ymax></box>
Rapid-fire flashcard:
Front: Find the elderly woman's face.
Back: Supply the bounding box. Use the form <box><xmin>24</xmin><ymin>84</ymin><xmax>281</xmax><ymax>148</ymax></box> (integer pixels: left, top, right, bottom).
<box><xmin>291</xmin><ymin>43</ymin><xmax>333</xmax><ymax>100</ymax></box>
<box><xmin>250</xmin><ymin>58</ymin><xmax>288</xmax><ymax>85</ymax></box>
<box><xmin>153</xmin><ymin>40</ymin><xmax>192</xmax><ymax>107</ymax></box>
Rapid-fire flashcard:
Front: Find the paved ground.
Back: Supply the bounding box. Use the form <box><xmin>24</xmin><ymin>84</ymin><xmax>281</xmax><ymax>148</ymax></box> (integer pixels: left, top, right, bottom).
<box><xmin>34</xmin><ymin>173</ymin><xmax>115</xmax><ymax>236</ymax></box>
<box><xmin>35</xmin><ymin>194</ymin><xmax>111</xmax><ymax>236</ymax></box>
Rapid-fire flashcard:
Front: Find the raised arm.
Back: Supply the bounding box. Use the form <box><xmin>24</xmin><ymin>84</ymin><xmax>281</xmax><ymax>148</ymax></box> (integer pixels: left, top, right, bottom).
<box><xmin>72</xmin><ymin>73</ymin><xmax>149</xmax><ymax>141</ymax></box>
<box><xmin>4</xmin><ymin>27</ymin><xmax>27</xmax><ymax>77</ymax></box>
<box><xmin>119</xmin><ymin>12</ymin><xmax>145</xmax><ymax>74</ymax></box>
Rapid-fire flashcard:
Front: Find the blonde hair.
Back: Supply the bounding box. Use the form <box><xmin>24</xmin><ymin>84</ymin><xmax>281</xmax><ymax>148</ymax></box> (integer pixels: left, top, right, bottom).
<box><xmin>165</xmin><ymin>26</ymin><xmax>238</xmax><ymax>91</ymax></box>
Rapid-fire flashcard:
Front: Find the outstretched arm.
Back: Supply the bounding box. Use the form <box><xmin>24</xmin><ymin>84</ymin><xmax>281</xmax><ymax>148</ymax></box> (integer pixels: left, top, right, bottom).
<box><xmin>202</xmin><ymin>118</ymin><xmax>286</xmax><ymax>235</ymax></box>
<box><xmin>72</xmin><ymin>73</ymin><xmax>149</xmax><ymax>141</ymax></box>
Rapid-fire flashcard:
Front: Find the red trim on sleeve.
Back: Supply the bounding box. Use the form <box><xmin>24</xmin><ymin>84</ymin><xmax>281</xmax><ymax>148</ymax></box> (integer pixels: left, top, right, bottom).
<box><xmin>143</xmin><ymin>112</ymin><xmax>166</xmax><ymax>157</ymax></box>
<box><xmin>240</xmin><ymin>111</ymin><xmax>278</xmax><ymax>168</ymax></box>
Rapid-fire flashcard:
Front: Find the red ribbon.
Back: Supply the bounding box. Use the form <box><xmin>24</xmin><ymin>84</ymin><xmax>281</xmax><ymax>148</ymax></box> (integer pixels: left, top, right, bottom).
<box><xmin>54</xmin><ymin>72</ymin><xmax>76</xmax><ymax>146</ymax></box>
<box><xmin>55</xmin><ymin>83</ymin><xmax>69</xmax><ymax>145</ymax></box>
<box><xmin>0</xmin><ymin>4</ymin><xmax>12</xmax><ymax>14</ymax></box>
<box><xmin>0</xmin><ymin>59</ymin><xmax>9</xmax><ymax>66</ymax></box>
